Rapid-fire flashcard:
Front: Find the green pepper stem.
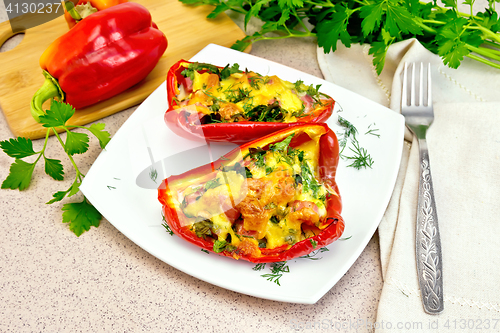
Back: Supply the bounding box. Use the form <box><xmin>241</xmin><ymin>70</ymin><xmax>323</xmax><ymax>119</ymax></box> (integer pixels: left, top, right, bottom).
<box><xmin>30</xmin><ymin>71</ymin><xmax>65</xmax><ymax>123</ymax></box>
<box><xmin>64</xmin><ymin>1</ymin><xmax>82</xmax><ymax>20</ymax></box>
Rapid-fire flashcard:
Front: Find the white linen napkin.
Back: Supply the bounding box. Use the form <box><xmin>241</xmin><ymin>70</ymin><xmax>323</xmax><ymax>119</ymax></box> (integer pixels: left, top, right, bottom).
<box><xmin>318</xmin><ymin>38</ymin><xmax>500</xmax><ymax>330</ymax></box>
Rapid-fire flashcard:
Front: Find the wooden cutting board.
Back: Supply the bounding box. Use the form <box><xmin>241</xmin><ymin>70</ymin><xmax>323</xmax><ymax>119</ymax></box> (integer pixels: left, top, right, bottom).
<box><xmin>0</xmin><ymin>0</ymin><xmax>248</xmax><ymax>139</ymax></box>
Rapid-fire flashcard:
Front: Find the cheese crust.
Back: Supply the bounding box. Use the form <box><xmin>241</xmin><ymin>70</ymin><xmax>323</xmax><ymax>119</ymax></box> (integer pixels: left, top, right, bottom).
<box><xmin>173</xmin><ymin>133</ymin><xmax>334</xmax><ymax>256</ymax></box>
<box><xmin>174</xmin><ymin>62</ymin><xmax>328</xmax><ymax>125</ymax></box>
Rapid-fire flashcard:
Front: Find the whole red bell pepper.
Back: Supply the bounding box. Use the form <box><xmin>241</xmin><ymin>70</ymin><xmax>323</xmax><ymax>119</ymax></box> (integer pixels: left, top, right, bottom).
<box><xmin>164</xmin><ymin>60</ymin><xmax>335</xmax><ymax>144</ymax></box>
<box><xmin>158</xmin><ymin>124</ymin><xmax>344</xmax><ymax>263</ymax></box>
<box><xmin>30</xmin><ymin>2</ymin><xmax>168</xmax><ymax>122</ymax></box>
<box><xmin>63</xmin><ymin>0</ymin><xmax>128</xmax><ymax>29</ymax></box>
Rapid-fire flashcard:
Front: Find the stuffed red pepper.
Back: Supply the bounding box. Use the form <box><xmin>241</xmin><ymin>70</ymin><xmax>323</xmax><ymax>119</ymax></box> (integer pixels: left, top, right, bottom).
<box><xmin>164</xmin><ymin>60</ymin><xmax>335</xmax><ymax>144</ymax></box>
<box><xmin>158</xmin><ymin>124</ymin><xmax>344</xmax><ymax>263</ymax></box>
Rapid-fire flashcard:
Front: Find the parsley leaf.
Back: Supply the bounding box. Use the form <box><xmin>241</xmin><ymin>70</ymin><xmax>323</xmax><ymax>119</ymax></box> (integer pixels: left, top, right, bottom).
<box><xmin>39</xmin><ymin>100</ymin><xmax>75</xmax><ymax>128</ymax></box>
<box><xmin>0</xmin><ymin>137</ymin><xmax>37</xmax><ymax>158</ymax></box>
<box><xmin>62</xmin><ymin>198</ymin><xmax>102</xmax><ymax>237</ymax></box>
<box><xmin>385</xmin><ymin>1</ymin><xmax>423</xmax><ymax>36</ymax></box>
<box><xmin>369</xmin><ymin>28</ymin><xmax>395</xmax><ymax>75</ymax></box>
<box><xmin>359</xmin><ymin>2</ymin><xmax>385</xmax><ymax>37</ymax></box>
<box><xmin>207</xmin><ymin>3</ymin><xmax>229</xmax><ymax>18</ymax></box>
<box><xmin>1</xmin><ymin>159</ymin><xmax>36</xmax><ymax>191</ymax></box>
<box><xmin>190</xmin><ymin>0</ymin><xmax>500</xmax><ymax>72</ymax></box>
<box><xmin>45</xmin><ymin>179</ymin><xmax>81</xmax><ymax>205</ymax></box>
<box><xmin>435</xmin><ymin>16</ymin><xmax>483</xmax><ymax>68</ymax></box>
<box><xmin>65</xmin><ymin>131</ymin><xmax>89</xmax><ymax>155</ymax></box>
<box><xmin>44</xmin><ymin>156</ymin><xmax>64</xmax><ymax>181</ymax></box>
<box><xmin>46</xmin><ymin>190</ymin><xmax>69</xmax><ymax>204</ymax></box>
<box><xmin>88</xmin><ymin>123</ymin><xmax>111</xmax><ymax>149</ymax></box>
<box><xmin>1</xmin><ymin>99</ymin><xmax>110</xmax><ymax>236</ymax></box>
<box><xmin>316</xmin><ymin>5</ymin><xmax>352</xmax><ymax>53</ymax></box>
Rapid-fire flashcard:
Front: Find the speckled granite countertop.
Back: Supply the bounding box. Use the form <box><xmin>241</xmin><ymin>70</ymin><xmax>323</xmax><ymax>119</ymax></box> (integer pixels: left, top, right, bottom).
<box><xmin>0</xmin><ymin>7</ymin><xmax>382</xmax><ymax>333</ymax></box>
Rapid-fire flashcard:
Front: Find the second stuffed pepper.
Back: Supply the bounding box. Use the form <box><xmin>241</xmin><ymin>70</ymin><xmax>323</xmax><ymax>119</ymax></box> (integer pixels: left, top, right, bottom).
<box><xmin>164</xmin><ymin>60</ymin><xmax>335</xmax><ymax>144</ymax></box>
<box><xmin>158</xmin><ymin>124</ymin><xmax>344</xmax><ymax>263</ymax></box>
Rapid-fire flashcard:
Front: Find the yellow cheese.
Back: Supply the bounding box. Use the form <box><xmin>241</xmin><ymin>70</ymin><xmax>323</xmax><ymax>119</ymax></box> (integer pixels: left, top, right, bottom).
<box><xmin>189</xmin><ymin>70</ymin><xmax>305</xmax><ymax>122</ymax></box>
<box><xmin>180</xmin><ymin>135</ymin><xmax>329</xmax><ymax>251</ymax></box>
<box><xmin>182</xmin><ymin>171</ymin><xmax>246</xmax><ymax>218</ymax></box>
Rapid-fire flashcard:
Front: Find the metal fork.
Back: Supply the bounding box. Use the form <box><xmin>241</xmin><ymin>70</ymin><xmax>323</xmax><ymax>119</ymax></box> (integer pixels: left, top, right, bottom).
<box><xmin>402</xmin><ymin>62</ymin><xmax>443</xmax><ymax>314</ymax></box>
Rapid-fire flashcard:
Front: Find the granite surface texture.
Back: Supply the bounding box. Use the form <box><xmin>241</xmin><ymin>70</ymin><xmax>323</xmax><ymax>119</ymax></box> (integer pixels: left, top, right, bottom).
<box><xmin>0</xmin><ymin>6</ymin><xmax>382</xmax><ymax>332</ymax></box>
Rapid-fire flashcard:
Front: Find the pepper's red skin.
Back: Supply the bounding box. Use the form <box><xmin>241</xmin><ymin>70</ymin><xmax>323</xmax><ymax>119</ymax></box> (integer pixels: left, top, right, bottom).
<box><xmin>64</xmin><ymin>0</ymin><xmax>128</xmax><ymax>28</ymax></box>
<box><xmin>164</xmin><ymin>60</ymin><xmax>335</xmax><ymax>144</ymax></box>
<box><xmin>40</xmin><ymin>2</ymin><xmax>167</xmax><ymax>109</ymax></box>
<box><xmin>158</xmin><ymin>124</ymin><xmax>344</xmax><ymax>263</ymax></box>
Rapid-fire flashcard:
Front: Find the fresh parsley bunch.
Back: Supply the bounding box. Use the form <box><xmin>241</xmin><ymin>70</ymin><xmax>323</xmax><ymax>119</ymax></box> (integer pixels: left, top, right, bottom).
<box><xmin>0</xmin><ymin>100</ymin><xmax>110</xmax><ymax>236</ymax></box>
<box><xmin>182</xmin><ymin>0</ymin><xmax>500</xmax><ymax>73</ymax></box>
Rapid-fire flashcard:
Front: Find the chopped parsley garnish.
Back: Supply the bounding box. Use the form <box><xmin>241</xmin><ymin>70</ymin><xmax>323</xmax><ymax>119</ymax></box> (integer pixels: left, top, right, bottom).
<box><xmin>245</xmin><ymin>101</ymin><xmax>285</xmax><ymax>122</ymax></box>
<box><xmin>293</xmin><ymin>80</ymin><xmax>324</xmax><ymax>104</ymax></box>
<box><xmin>224</xmin><ymin>86</ymin><xmax>251</xmax><ymax>103</ymax></box>
<box><xmin>248</xmin><ymin>75</ymin><xmax>264</xmax><ymax>89</ymax></box>
<box><xmin>219</xmin><ymin>63</ymin><xmax>242</xmax><ymax>80</ymax></box>
<box><xmin>245</xmin><ymin>134</ymin><xmax>326</xmax><ymax>200</ymax></box>
<box><xmin>245</xmin><ymin>167</ymin><xmax>253</xmax><ymax>178</ymax></box>
<box><xmin>204</xmin><ymin>178</ymin><xmax>221</xmax><ymax>190</ymax></box>
<box><xmin>300</xmin><ymin>161</ymin><xmax>322</xmax><ymax>199</ymax></box>
<box><xmin>269</xmin><ymin>134</ymin><xmax>294</xmax><ymax>154</ymax></box>
<box><xmin>246</xmin><ymin>147</ymin><xmax>267</xmax><ymax>168</ymax></box>
<box><xmin>181</xmin><ymin>62</ymin><xmax>242</xmax><ymax>81</ymax></box>
<box><xmin>193</xmin><ymin>219</ymin><xmax>214</xmax><ymax>239</ymax></box>
<box><xmin>270</xmin><ymin>215</ymin><xmax>280</xmax><ymax>224</ymax></box>
<box><xmin>213</xmin><ymin>240</ymin><xmax>228</xmax><ymax>253</ymax></box>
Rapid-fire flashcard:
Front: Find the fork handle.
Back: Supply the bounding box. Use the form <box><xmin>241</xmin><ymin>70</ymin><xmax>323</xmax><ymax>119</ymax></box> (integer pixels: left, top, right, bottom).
<box><xmin>415</xmin><ymin>139</ymin><xmax>444</xmax><ymax>314</ymax></box>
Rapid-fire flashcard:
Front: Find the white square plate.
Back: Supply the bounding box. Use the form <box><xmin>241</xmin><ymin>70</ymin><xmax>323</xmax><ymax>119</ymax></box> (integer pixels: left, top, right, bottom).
<box><xmin>80</xmin><ymin>44</ymin><xmax>405</xmax><ymax>304</ymax></box>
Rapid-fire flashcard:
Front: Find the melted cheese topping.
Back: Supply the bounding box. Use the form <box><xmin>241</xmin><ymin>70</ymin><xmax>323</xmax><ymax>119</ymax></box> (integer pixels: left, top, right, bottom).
<box><xmin>178</xmin><ymin>135</ymin><xmax>330</xmax><ymax>255</ymax></box>
<box><xmin>176</xmin><ymin>65</ymin><xmax>324</xmax><ymax>123</ymax></box>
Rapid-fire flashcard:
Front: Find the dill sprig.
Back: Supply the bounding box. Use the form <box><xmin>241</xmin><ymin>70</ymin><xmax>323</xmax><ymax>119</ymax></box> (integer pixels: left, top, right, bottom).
<box><xmin>337</xmin><ymin>115</ymin><xmax>358</xmax><ymax>138</ymax></box>
<box><xmin>261</xmin><ymin>261</ymin><xmax>289</xmax><ymax>286</ymax></box>
<box><xmin>161</xmin><ymin>213</ymin><xmax>174</xmax><ymax>236</ymax></box>
<box><xmin>365</xmin><ymin>128</ymin><xmax>380</xmax><ymax>137</ymax></box>
<box><xmin>344</xmin><ymin>138</ymin><xmax>374</xmax><ymax>170</ymax></box>
<box><xmin>336</xmin><ymin>114</ymin><xmax>375</xmax><ymax>169</ymax></box>
<box><xmin>253</xmin><ymin>263</ymin><xmax>266</xmax><ymax>271</ymax></box>
<box><xmin>365</xmin><ymin>123</ymin><xmax>381</xmax><ymax>138</ymax></box>
<box><xmin>300</xmin><ymin>247</ymin><xmax>329</xmax><ymax>260</ymax></box>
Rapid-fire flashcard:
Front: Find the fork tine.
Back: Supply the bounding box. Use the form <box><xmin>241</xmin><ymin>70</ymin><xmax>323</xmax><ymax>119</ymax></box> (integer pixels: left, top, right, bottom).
<box><xmin>410</xmin><ymin>63</ymin><xmax>416</xmax><ymax>106</ymax></box>
<box><xmin>402</xmin><ymin>62</ymin><xmax>408</xmax><ymax>107</ymax></box>
<box><xmin>427</xmin><ymin>63</ymin><xmax>432</xmax><ymax>107</ymax></box>
<box><xmin>418</xmin><ymin>63</ymin><xmax>424</xmax><ymax>107</ymax></box>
